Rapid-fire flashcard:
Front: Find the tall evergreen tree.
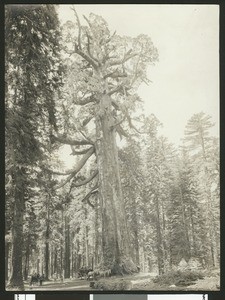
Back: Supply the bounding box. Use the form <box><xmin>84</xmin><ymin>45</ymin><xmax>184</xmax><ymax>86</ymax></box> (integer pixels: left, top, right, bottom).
<box><xmin>184</xmin><ymin>112</ymin><xmax>219</xmax><ymax>267</ymax></box>
<box><xmin>5</xmin><ymin>4</ymin><xmax>62</xmax><ymax>289</ymax></box>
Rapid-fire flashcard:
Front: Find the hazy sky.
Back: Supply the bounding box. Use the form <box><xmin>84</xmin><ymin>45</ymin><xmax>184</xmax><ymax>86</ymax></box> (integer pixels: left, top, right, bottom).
<box><xmin>58</xmin><ymin>4</ymin><xmax>219</xmax><ymax>146</ymax></box>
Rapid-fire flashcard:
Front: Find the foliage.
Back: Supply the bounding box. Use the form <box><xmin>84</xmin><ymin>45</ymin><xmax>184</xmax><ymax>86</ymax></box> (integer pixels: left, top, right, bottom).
<box><xmin>153</xmin><ymin>269</ymin><xmax>204</xmax><ymax>286</ymax></box>
<box><xmin>92</xmin><ymin>278</ymin><xmax>132</xmax><ymax>290</ymax></box>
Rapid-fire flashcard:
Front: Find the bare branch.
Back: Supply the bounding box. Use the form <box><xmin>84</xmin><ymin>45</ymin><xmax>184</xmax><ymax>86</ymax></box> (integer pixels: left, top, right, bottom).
<box><xmin>81</xmin><ymin>184</ymin><xmax>98</xmax><ymax>208</ymax></box>
<box><xmin>104</xmin><ymin>69</ymin><xmax>127</xmax><ymax>79</ymax></box>
<box><xmin>71</xmin><ymin>6</ymin><xmax>82</xmax><ymax>49</ymax></box>
<box><xmin>105</xmin><ymin>30</ymin><xmax>116</xmax><ymax>44</ymax></box>
<box><xmin>54</xmin><ymin>147</ymin><xmax>95</xmax><ymax>190</ymax></box>
<box><xmin>71</xmin><ymin>170</ymin><xmax>98</xmax><ymax>188</ymax></box>
<box><xmin>54</xmin><ymin>172</ymin><xmax>76</xmax><ymax>190</ymax></box>
<box><xmin>111</xmin><ymin>115</ymin><xmax>126</xmax><ymax>128</ymax></box>
<box><xmin>70</xmin><ymin>146</ymin><xmax>94</xmax><ymax>156</ymax></box>
<box><xmin>48</xmin><ymin>169</ymin><xmax>76</xmax><ymax>176</ymax></box>
<box><xmin>112</xmin><ymin>100</ymin><xmax>120</xmax><ymax>111</ymax></box>
<box><xmin>108</xmin><ymin>51</ymin><xmax>138</xmax><ymax>67</ymax></box>
<box><xmin>79</xmin><ymin>130</ymin><xmax>94</xmax><ymax>145</ymax></box>
<box><xmin>52</xmin><ymin>133</ymin><xmax>94</xmax><ymax>146</ymax></box>
<box><xmin>108</xmin><ymin>85</ymin><xmax>131</xmax><ymax>96</ymax></box>
<box><xmin>82</xmin><ymin>115</ymin><xmax>94</xmax><ymax>127</ymax></box>
<box><xmin>127</xmin><ymin>115</ymin><xmax>145</xmax><ymax>134</ymax></box>
<box><xmin>84</xmin><ymin>29</ymin><xmax>100</xmax><ymax>64</ymax></box>
<box><xmin>108</xmin><ymin>85</ymin><xmax>123</xmax><ymax>96</ymax></box>
<box><xmin>102</xmin><ymin>54</ymin><xmax>117</xmax><ymax>64</ymax></box>
<box><xmin>75</xmin><ymin>43</ymin><xmax>99</xmax><ymax>69</ymax></box>
<box><xmin>41</xmin><ymin>165</ymin><xmax>76</xmax><ymax>176</ymax></box>
<box><xmin>83</xmin><ymin>14</ymin><xmax>93</xmax><ymax>31</ymax></box>
<box><xmin>116</xmin><ymin>124</ymin><xmax>129</xmax><ymax>139</ymax></box>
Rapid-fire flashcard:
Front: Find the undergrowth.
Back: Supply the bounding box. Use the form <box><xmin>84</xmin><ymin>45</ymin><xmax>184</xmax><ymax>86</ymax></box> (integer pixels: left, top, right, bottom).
<box><xmin>91</xmin><ymin>278</ymin><xmax>132</xmax><ymax>290</ymax></box>
<box><xmin>153</xmin><ymin>270</ymin><xmax>204</xmax><ymax>286</ymax></box>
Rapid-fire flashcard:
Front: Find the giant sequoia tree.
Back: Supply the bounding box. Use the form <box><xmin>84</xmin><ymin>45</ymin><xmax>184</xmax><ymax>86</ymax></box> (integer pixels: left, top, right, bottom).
<box><xmin>5</xmin><ymin>5</ymin><xmax>62</xmax><ymax>289</ymax></box>
<box><xmin>51</xmin><ymin>9</ymin><xmax>158</xmax><ymax>273</ymax></box>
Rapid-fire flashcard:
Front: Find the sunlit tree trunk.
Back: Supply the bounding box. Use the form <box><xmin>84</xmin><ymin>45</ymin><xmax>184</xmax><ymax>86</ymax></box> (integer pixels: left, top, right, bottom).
<box><xmin>8</xmin><ymin>168</ymin><xmax>25</xmax><ymax>290</ymax></box>
<box><xmin>23</xmin><ymin>238</ymin><xmax>30</xmax><ymax>280</ymax></box>
<box><xmin>64</xmin><ymin>214</ymin><xmax>70</xmax><ymax>278</ymax></box>
<box><xmin>95</xmin><ymin>94</ymin><xmax>137</xmax><ymax>274</ymax></box>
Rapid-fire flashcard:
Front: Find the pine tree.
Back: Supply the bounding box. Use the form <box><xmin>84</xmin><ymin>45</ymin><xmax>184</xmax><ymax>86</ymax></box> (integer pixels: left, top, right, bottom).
<box><xmin>184</xmin><ymin>112</ymin><xmax>219</xmax><ymax>267</ymax></box>
<box><xmin>5</xmin><ymin>4</ymin><xmax>62</xmax><ymax>289</ymax></box>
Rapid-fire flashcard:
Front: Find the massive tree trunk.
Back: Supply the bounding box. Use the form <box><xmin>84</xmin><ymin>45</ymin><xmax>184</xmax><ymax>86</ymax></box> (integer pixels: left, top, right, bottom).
<box><xmin>8</xmin><ymin>169</ymin><xmax>25</xmax><ymax>290</ymax></box>
<box><xmin>95</xmin><ymin>94</ymin><xmax>137</xmax><ymax>274</ymax></box>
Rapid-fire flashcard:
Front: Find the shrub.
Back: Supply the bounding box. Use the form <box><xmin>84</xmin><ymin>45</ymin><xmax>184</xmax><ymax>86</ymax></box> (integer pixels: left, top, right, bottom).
<box><xmin>153</xmin><ymin>270</ymin><xmax>204</xmax><ymax>287</ymax></box>
<box><xmin>91</xmin><ymin>278</ymin><xmax>132</xmax><ymax>290</ymax></box>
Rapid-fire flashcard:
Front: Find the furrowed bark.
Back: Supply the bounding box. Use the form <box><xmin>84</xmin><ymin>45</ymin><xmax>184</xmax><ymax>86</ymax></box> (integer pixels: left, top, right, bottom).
<box><xmin>95</xmin><ymin>93</ymin><xmax>137</xmax><ymax>274</ymax></box>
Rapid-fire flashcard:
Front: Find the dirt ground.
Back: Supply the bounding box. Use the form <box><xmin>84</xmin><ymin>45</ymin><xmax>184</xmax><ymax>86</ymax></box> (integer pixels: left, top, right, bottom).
<box><xmin>24</xmin><ymin>271</ymin><xmax>220</xmax><ymax>291</ymax></box>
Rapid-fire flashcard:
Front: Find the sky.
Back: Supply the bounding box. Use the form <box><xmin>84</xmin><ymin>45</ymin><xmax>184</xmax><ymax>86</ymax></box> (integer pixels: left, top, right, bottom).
<box><xmin>57</xmin><ymin>4</ymin><xmax>219</xmax><ymax>148</ymax></box>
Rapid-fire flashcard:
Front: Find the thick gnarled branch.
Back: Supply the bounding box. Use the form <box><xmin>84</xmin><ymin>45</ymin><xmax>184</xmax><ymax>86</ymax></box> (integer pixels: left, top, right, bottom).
<box><xmin>75</xmin><ymin>43</ymin><xmax>99</xmax><ymax>69</ymax></box>
<box><xmin>82</xmin><ymin>115</ymin><xmax>94</xmax><ymax>127</ymax></box>
<box><xmin>71</xmin><ymin>7</ymin><xmax>82</xmax><ymax>50</ymax></box>
<box><xmin>127</xmin><ymin>115</ymin><xmax>145</xmax><ymax>134</ymax></box>
<box><xmin>54</xmin><ymin>147</ymin><xmax>95</xmax><ymax>190</ymax></box>
<box><xmin>112</xmin><ymin>100</ymin><xmax>120</xmax><ymax>111</ymax></box>
<box><xmin>108</xmin><ymin>51</ymin><xmax>137</xmax><ymax>67</ymax></box>
<box><xmin>71</xmin><ymin>169</ymin><xmax>98</xmax><ymax>188</ymax></box>
<box><xmin>81</xmin><ymin>184</ymin><xmax>98</xmax><ymax>208</ymax></box>
<box><xmin>110</xmin><ymin>114</ymin><xmax>126</xmax><ymax>128</ymax></box>
<box><xmin>85</xmin><ymin>30</ymin><xmax>99</xmax><ymax>64</ymax></box>
<box><xmin>108</xmin><ymin>85</ymin><xmax>123</xmax><ymax>96</ymax></box>
<box><xmin>116</xmin><ymin>124</ymin><xmax>129</xmax><ymax>139</ymax></box>
<box><xmin>52</xmin><ymin>133</ymin><xmax>94</xmax><ymax>146</ymax></box>
<box><xmin>108</xmin><ymin>84</ymin><xmax>131</xmax><ymax>96</ymax></box>
<box><xmin>70</xmin><ymin>146</ymin><xmax>94</xmax><ymax>156</ymax></box>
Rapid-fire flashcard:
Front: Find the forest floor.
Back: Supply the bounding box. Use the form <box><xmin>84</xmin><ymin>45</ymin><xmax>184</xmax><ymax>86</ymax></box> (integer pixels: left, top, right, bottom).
<box><xmin>132</xmin><ymin>274</ymin><xmax>220</xmax><ymax>291</ymax></box>
<box><xmin>24</xmin><ymin>270</ymin><xmax>220</xmax><ymax>291</ymax></box>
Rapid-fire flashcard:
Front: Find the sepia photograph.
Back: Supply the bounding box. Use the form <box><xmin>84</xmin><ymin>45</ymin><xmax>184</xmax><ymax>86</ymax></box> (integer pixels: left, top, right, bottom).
<box><xmin>5</xmin><ymin>4</ymin><xmax>219</xmax><ymax>291</ymax></box>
